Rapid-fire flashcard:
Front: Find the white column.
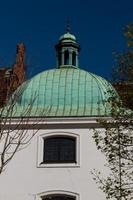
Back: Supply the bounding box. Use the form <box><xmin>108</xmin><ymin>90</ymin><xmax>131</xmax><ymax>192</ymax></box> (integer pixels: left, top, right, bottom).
<box><xmin>61</xmin><ymin>50</ymin><xmax>64</xmax><ymax>65</ymax></box>
<box><xmin>76</xmin><ymin>52</ymin><xmax>79</xmax><ymax>67</ymax></box>
<box><xmin>69</xmin><ymin>49</ymin><xmax>72</xmax><ymax>65</ymax></box>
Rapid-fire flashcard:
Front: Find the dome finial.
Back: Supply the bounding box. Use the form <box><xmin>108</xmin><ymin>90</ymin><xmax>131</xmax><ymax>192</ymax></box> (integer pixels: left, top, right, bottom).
<box><xmin>66</xmin><ymin>20</ymin><xmax>71</xmax><ymax>33</ymax></box>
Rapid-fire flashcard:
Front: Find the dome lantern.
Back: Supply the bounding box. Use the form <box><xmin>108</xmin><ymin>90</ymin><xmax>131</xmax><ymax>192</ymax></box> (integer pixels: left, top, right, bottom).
<box><xmin>55</xmin><ymin>25</ymin><xmax>80</xmax><ymax>68</ymax></box>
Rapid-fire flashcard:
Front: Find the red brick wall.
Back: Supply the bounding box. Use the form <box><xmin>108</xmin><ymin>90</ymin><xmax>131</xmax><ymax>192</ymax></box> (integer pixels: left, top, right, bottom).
<box><xmin>0</xmin><ymin>43</ymin><xmax>26</xmax><ymax>107</ymax></box>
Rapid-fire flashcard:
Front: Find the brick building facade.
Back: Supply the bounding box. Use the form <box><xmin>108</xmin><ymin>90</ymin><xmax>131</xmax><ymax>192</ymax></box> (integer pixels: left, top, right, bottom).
<box><xmin>0</xmin><ymin>43</ymin><xmax>26</xmax><ymax>107</ymax></box>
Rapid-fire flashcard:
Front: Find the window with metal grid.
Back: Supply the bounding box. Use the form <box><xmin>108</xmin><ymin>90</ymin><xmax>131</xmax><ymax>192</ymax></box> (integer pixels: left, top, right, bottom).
<box><xmin>43</xmin><ymin>136</ymin><xmax>76</xmax><ymax>163</ymax></box>
<box><xmin>42</xmin><ymin>194</ymin><xmax>75</xmax><ymax>200</ymax></box>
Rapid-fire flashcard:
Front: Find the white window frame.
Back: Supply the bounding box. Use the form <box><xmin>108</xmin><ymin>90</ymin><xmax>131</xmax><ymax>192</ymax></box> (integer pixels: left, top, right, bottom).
<box><xmin>37</xmin><ymin>131</ymin><xmax>80</xmax><ymax>168</ymax></box>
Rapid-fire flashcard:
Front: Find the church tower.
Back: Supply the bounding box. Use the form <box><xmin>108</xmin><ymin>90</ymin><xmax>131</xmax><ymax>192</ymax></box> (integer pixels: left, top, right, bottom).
<box><xmin>0</xmin><ymin>29</ymin><xmax>116</xmax><ymax>200</ymax></box>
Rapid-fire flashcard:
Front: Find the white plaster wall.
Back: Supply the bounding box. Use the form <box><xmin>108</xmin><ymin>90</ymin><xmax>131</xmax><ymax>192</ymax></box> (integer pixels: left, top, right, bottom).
<box><xmin>0</xmin><ymin>120</ymin><xmax>108</xmax><ymax>200</ymax></box>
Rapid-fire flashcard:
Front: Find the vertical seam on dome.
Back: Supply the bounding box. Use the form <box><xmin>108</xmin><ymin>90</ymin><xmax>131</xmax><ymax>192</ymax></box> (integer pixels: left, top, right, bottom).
<box><xmin>36</xmin><ymin>72</ymin><xmax>42</xmax><ymax>116</ymax></box>
<box><xmin>97</xmin><ymin>84</ymin><xmax>101</xmax><ymax>116</ymax></box>
<box><xmin>32</xmin><ymin>75</ymin><xmax>38</xmax><ymax>116</ymax></box>
<box><xmin>91</xmin><ymin>74</ymin><xmax>103</xmax><ymax>114</ymax></box>
<box><xmin>62</xmin><ymin>68</ymin><xmax>69</xmax><ymax>116</ymax></box>
<box><xmin>93</xmin><ymin>75</ymin><xmax>101</xmax><ymax>116</ymax></box>
<box><xmin>69</xmin><ymin>68</ymin><xmax>74</xmax><ymax>116</ymax></box>
<box><xmin>98</xmin><ymin>77</ymin><xmax>107</xmax><ymax>115</ymax></box>
<box><xmin>46</xmin><ymin>70</ymin><xmax>52</xmax><ymax>116</ymax></box>
<box><xmin>55</xmin><ymin>69</ymin><xmax>61</xmax><ymax>116</ymax></box>
<box><xmin>76</xmin><ymin>70</ymin><xmax>80</xmax><ymax>116</ymax></box>
<box><xmin>43</xmin><ymin>71</ymin><xmax>47</xmax><ymax>110</ymax></box>
<box><xmin>90</xmin><ymin>75</ymin><xmax>93</xmax><ymax>115</ymax></box>
<box><xmin>84</xmin><ymin>71</ymin><xmax>87</xmax><ymax>115</ymax></box>
<box><xmin>91</xmin><ymin>74</ymin><xmax>107</xmax><ymax>116</ymax></box>
<box><xmin>49</xmin><ymin>70</ymin><xmax>57</xmax><ymax>116</ymax></box>
<box><xmin>67</xmin><ymin>68</ymin><xmax>71</xmax><ymax>115</ymax></box>
<box><xmin>62</xmin><ymin>68</ymin><xmax>67</xmax><ymax>116</ymax></box>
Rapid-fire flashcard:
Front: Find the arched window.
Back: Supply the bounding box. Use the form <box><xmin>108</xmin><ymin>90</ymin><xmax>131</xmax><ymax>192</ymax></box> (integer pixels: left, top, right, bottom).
<box><xmin>42</xmin><ymin>194</ymin><xmax>76</xmax><ymax>200</ymax></box>
<box><xmin>64</xmin><ymin>50</ymin><xmax>69</xmax><ymax>65</ymax></box>
<box><xmin>43</xmin><ymin>136</ymin><xmax>76</xmax><ymax>163</ymax></box>
<box><xmin>72</xmin><ymin>52</ymin><xmax>76</xmax><ymax>66</ymax></box>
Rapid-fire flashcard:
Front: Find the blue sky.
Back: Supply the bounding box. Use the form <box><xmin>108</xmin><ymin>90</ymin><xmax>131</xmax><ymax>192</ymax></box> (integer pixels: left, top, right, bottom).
<box><xmin>0</xmin><ymin>0</ymin><xmax>133</xmax><ymax>79</ymax></box>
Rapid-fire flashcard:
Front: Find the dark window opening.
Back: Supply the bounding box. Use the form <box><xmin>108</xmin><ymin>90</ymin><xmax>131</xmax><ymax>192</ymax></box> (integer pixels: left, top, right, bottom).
<box><xmin>72</xmin><ymin>52</ymin><xmax>76</xmax><ymax>66</ymax></box>
<box><xmin>43</xmin><ymin>136</ymin><xmax>76</xmax><ymax>163</ymax></box>
<box><xmin>42</xmin><ymin>194</ymin><xmax>76</xmax><ymax>200</ymax></box>
<box><xmin>64</xmin><ymin>50</ymin><xmax>69</xmax><ymax>65</ymax></box>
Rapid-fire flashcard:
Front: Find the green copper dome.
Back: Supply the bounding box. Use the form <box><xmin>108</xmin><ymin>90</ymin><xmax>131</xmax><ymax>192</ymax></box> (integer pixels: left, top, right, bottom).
<box><xmin>6</xmin><ymin>29</ymin><xmax>117</xmax><ymax>118</ymax></box>
<box><xmin>59</xmin><ymin>32</ymin><xmax>76</xmax><ymax>42</ymax></box>
<box><xmin>11</xmin><ymin>66</ymin><xmax>115</xmax><ymax>117</ymax></box>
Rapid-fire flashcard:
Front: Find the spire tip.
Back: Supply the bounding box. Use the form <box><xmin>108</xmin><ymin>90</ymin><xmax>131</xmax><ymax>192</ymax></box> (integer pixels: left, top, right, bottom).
<box><xmin>66</xmin><ymin>20</ymin><xmax>71</xmax><ymax>33</ymax></box>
